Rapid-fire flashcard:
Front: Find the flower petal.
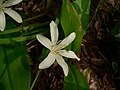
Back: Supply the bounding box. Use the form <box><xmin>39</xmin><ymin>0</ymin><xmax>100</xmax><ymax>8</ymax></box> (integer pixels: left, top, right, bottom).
<box><xmin>0</xmin><ymin>11</ymin><xmax>6</xmax><ymax>31</ymax></box>
<box><xmin>50</xmin><ymin>21</ymin><xmax>58</xmax><ymax>43</ymax></box>
<box><xmin>39</xmin><ymin>53</ymin><xmax>55</xmax><ymax>69</ymax></box>
<box><xmin>3</xmin><ymin>8</ymin><xmax>22</xmax><ymax>23</ymax></box>
<box><xmin>55</xmin><ymin>55</ymin><xmax>68</xmax><ymax>76</ymax></box>
<box><xmin>36</xmin><ymin>34</ymin><xmax>52</xmax><ymax>50</ymax></box>
<box><xmin>58</xmin><ymin>50</ymin><xmax>80</xmax><ymax>61</ymax></box>
<box><xmin>59</xmin><ymin>32</ymin><xmax>76</xmax><ymax>49</ymax></box>
<box><xmin>3</xmin><ymin>0</ymin><xmax>22</xmax><ymax>7</ymax></box>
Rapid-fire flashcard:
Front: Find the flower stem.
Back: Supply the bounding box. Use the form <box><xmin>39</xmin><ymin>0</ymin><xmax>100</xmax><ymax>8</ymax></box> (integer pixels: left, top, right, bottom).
<box><xmin>24</xmin><ymin>14</ymin><xmax>44</xmax><ymax>22</ymax></box>
<box><xmin>30</xmin><ymin>70</ymin><xmax>41</xmax><ymax>90</ymax></box>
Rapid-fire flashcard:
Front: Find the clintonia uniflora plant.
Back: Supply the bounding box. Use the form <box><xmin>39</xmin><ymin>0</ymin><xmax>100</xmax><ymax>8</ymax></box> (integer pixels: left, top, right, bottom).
<box><xmin>0</xmin><ymin>0</ymin><xmax>23</xmax><ymax>31</ymax></box>
<box><xmin>36</xmin><ymin>21</ymin><xmax>80</xmax><ymax>76</ymax></box>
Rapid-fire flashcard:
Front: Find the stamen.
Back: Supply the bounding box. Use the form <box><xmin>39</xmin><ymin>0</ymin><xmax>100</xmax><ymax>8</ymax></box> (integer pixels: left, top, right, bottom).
<box><xmin>56</xmin><ymin>40</ymin><xmax>62</xmax><ymax>45</ymax></box>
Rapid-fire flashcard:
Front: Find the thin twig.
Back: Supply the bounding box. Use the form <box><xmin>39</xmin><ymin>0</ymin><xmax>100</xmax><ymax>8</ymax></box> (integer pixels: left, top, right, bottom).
<box><xmin>30</xmin><ymin>69</ymin><xmax>41</xmax><ymax>90</ymax></box>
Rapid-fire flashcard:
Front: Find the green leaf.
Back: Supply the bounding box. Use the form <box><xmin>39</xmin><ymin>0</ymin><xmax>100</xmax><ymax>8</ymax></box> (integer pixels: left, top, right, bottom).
<box><xmin>112</xmin><ymin>61</ymin><xmax>118</xmax><ymax>72</ymax></box>
<box><xmin>39</xmin><ymin>47</ymin><xmax>49</xmax><ymax>63</ymax></box>
<box><xmin>72</xmin><ymin>2</ymin><xmax>81</xmax><ymax>15</ymax></box>
<box><xmin>0</xmin><ymin>23</ymin><xmax>49</xmax><ymax>37</ymax></box>
<box><xmin>0</xmin><ymin>42</ymin><xmax>31</xmax><ymax>90</ymax></box>
<box><xmin>60</xmin><ymin>0</ymin><xmax>83</xmax><ymax>53</ymax></box>
<box><xmin>73</xmin><ymin>0</ymin><xmax>91</xmax><ymax>31</ymax></box>
<box><xmin>111</xmin><ymin>22</ymin><xmax>120</xmax><ymax>37</ymax></box>
<box><xmin>64</xmin><ymin>64</ymin><xmax>89</xmax><ymax>90</ymax></box>
<box><xmin>0</xmin><ymin>35</ymin><xmax>36</xmax><ymax>44</ymax></box>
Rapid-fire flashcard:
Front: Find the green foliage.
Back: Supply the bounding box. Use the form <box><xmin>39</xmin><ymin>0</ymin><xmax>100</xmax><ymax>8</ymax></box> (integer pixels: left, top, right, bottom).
<box><xmin>0</xmin><ymin>10</ymin><xmax>51</xmax><ymax>89</ymax></box>
<box><xmin>0</xmin><ymin>11</ymin><xmax>50</xmax><ymax>89</ymax></box>
<box><xmin>0</xmin><ymin>23</ymin><xmax>49</xmax><ymax>44</ymax></box>
<box><xmin>0</xmin><ymin>35</ymin><xmax>35</xmax><ymax>44</ymax></box>
<box><xmin>0</xmin><ymin>42</ymin><xmax>30</xmax><ymax>90</ymax></box>
<box><xmin>64</xmin><ymin>64</ymin><xmax>89</xmax><ymax>90</ymax></box>
<box><xmin>111</xmin><ymin>22</ymin><xmax>120</xmax><ymax>38</ymax></box>
<box><xmin>73</xmin><ymin>0</ymin><xmax>91</xmax><ymax>31</ymax></box>
<box><xmin>112</xmin><ymin>61</ymin><xmax>118</xmax><ymax>72</ymax></box>
<box><xmin>60</xmin><ymin>0</ymin><xmax>91</xmax><ymax>89</ymax></box>
<box><xmin>60</xmin><ymin>0</ymin><xmax>83</xmax><ymax>53</ymax></box>
<box><xmin>60</xmin><ymin>0</ymin><xmax>90</xmax><ymax>53</ymax></box>
<box><xmin>111</xmin><ymin>22</ymin><xmax>120</xmax><ymax>73</ymax></box>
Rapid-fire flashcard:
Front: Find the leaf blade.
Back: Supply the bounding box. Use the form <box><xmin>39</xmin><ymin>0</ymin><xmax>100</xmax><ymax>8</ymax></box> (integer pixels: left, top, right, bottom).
<box><xmin>0</xmin><ymin>42</ymin><xmax>31</xmax><ymax>90</ymax></box>
<box><xmin>64</xmin><ymin>64</ymin><xmax>89</xmax><ymax>90</ymax></box>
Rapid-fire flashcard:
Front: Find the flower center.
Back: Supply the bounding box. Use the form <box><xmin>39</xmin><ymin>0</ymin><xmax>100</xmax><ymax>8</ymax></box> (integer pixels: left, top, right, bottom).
<box><xmin>51</xmin><ymin>44</ymin><xmax>63</xmax><ymax>55</ymax></box>
<box><xmin>51</xmin><ymin>45</ymin><xmax>59</xmax><ymax>54</ymax></box>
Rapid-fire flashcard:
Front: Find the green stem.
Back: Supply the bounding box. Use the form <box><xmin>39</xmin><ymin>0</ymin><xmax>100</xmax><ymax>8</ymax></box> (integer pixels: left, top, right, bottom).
<box><xmin>30</xmin><ymin>70</ymin><xmax>41</xmax><ymax>90</ymax></box>
<box><xmin>24</xmin><ymin>14</ymin><xmax>44</xmax><ymax>22</ymax></box>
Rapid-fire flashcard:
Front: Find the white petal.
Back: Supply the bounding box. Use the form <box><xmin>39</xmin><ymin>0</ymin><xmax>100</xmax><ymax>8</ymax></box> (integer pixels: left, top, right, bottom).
<box><xmin>3</xmin><ymin>8</ymin><xmax>22</xmax><ymax>23</ymax></box>
<box><xmin>39</xmin><ymin>53</ymin><xmax>55</xmax><ymax>69</ymax></box>
<box><xmin>50</xmin><ymin>21</ymin><xmax>58</xmax><ymax>43</ymax></box>
<box><xmin>58</xmin><ymin>50</ymin><xmax>80</xmax><ymax>61</ymax></box>
<box><xmin>59</xmin><ymin>32</ymin><xmax>76</xmax><ymax>49</ymax></box>
<box><xmin>3</xmin><ymin>0</ymin><xmax>22</xmax><ymax>7</ymax></box>
<box><xmin>36</xmin><ymin>34</ymin><xmax>52</xmax><ymax>50</ymax></box>
<box><xmin>0</xmin><ymin>11</ymin><xmax>6</xmax><ymax>31</ymax></box>
<box><xmin>55</xmin><ymin>55</ymin><xmax>68</xmax><ymax>76</ymax></box>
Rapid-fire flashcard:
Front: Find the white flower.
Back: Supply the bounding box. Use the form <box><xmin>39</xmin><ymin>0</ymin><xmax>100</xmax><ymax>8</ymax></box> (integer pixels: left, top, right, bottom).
<box><xmin>0</xmin><ymin>0</ymin><xmax>23</xmax><ymax>31</ymax></box>
<box><xmin>36</xmin><ymin>21</ymin><xmax>80</xmax><ymax>76</ymax></box>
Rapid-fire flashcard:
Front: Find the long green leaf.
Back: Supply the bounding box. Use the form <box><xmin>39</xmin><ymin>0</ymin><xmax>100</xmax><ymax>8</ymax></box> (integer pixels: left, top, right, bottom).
<box><xmin>64</xmin><ymin>64</ymin><xmax>89</xmax><ymax>90</ymax></box>
<box><xmin>0</xmin><ymin>22</ymin><xmax>49</xmax><ymax>36</ymax></box>
<box><xmin>0</xmin><ymin>42</ymin><xmax>30</xmax><ymax>90</ymax></box>
<box><xmin>60</xmin><ymin>0</ymin><xmax>84</xmax><ymax>53</ymax></box>
<box><xmin>0</xmin><ymin>35</ymin><xmax>35</xmax><ymax>44</ymax></box>
<box><xmin>73</xmin><ymin>0</ymin><xmax>91</xmax><ymax>31</ymax></box>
